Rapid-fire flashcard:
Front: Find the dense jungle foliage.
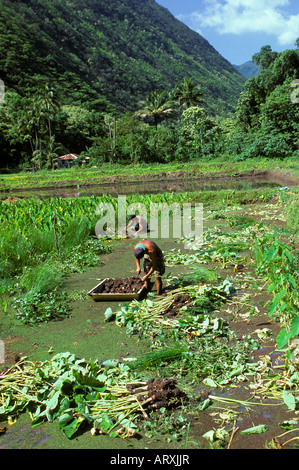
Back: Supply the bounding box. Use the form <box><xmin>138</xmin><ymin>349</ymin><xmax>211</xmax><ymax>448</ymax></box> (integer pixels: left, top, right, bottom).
<box><xmin>0</xmin><ymin>0</ymin><xmax>298</xmax><ymax>170</ymax></box>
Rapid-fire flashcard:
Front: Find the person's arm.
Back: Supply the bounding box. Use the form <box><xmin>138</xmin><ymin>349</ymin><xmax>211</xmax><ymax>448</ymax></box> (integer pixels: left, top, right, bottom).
<box><xmin>125</xmin><ymin>220</ymin><xmax>133</xmax><ymax>230</ymax></box>
<box><xmin>135</xmin><ymin>217</ymin><xmax>146</xmax><ymax>235</ymax></box>
<box><xmin>135</xmin><ymin>256</ymin><xmax>141</xmax><ymax>276</ymax></box>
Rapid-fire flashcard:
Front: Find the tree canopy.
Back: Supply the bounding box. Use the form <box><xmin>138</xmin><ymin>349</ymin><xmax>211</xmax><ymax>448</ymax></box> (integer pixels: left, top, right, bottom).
<box><xmin>173</xmin><ymin>78</ymin><xmax>205</xmax><ymax>109</ymax></box>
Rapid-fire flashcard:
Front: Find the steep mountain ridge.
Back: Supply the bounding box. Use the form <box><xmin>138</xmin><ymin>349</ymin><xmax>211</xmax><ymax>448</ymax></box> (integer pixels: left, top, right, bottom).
<box><xmin>234</xmin><ymin>61</ymin><xmax>260</xmax><ymax>79</ymax></box>
<box><xmin>0</xmin><ymin>0</ymin><xmax>245</xmax><ymax>115</ymax></box>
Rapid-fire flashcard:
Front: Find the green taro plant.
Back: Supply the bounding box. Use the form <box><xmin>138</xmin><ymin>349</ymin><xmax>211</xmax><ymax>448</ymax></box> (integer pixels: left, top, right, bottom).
<box><xmin>12</xmin><ymin>289</ymin><xmax>70</xmax><ymax>324</ymax></box>
<box><xmin>253</xmin><ymin>229</ymin><xmax>299</xmax><ymax>356</ymax></box>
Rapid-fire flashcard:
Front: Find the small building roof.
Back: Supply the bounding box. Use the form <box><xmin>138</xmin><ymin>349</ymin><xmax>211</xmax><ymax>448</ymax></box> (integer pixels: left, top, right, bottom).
<box><xmin>53</xmin><ymin>154</ymin><xmax>80</xmax><ymax>161</ymax></box>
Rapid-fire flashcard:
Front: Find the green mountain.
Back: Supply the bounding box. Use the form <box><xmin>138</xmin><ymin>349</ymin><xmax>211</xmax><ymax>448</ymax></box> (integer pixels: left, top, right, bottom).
<box><xmin>0</xmin><ymin>0</ymin><xmax>245</xmax><ymax>116</ymax></box>
<box><xmin>234</xmin><ymin>61</ymin><xmax>260</xmax><ymax>79</ymax></box>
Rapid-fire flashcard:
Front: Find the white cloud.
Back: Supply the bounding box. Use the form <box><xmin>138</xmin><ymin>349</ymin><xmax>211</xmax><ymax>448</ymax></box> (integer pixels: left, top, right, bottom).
<box><xmin>189</xmin><ymin>0</ymin><xmax>299</xmax><ymax>45</ymax></box>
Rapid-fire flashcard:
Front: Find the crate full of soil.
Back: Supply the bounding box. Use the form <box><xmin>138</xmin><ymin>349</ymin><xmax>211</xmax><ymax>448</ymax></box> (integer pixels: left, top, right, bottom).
<box><xmin>87</xmin><ymin>277</ymin><xmax>146</xmax><ymax>301</ymax></box>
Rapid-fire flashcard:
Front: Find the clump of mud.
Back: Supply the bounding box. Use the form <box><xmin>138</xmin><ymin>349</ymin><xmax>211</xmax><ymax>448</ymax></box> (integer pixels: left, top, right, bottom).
<box><xmin>162</xmin><ymin>294</ymin><xmax>191</xmax><ymax>318</ymax></box>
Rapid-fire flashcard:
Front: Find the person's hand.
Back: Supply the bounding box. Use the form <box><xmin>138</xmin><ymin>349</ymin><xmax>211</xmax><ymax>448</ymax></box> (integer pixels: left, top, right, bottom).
<box><xmin>141</xmin><ymin>276</ymin><xmax>147</xmax><ymax>282</ymax></box>
<box><xmin>136</xmin><ymin>268</ymin><xmax>141</xmax><ymax>276</ymax></box>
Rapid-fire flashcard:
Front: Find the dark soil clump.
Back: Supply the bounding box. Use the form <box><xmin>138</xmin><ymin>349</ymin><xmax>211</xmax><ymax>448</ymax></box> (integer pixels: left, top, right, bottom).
<box><xmin>162</xmin><ymin>294</ymin><xmax>191</xmax><ymax>318</ymax></box>
<box><xmin>94</xmin><ymin>277</ymin><xmax>144</xmax><ymax>294</ymax></box>
<box><xmin>127</xmin><ymin>378</ymin><xmax>187</xmax><ymax>412</ymax></box>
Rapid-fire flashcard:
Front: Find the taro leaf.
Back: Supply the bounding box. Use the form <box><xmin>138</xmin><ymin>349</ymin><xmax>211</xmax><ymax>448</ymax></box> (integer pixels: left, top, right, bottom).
<box><xmin>59</xmin><ymin>396</ymin><xmax>71</xmax><ymax>411</ymax></box>
<box><xmin>0</xmin><ymin>399</ymin><xmax>24</xmax><ymax>420</ymax></box>
<box><xmin>45</xmin><ymin>390</ymin><xmax>60</xmax><ymax>422</ymax></box>
<box><xmin>276</xmin><ymin>328</ymin><xmax>291</xmax><ymax>349</ymax></box>
<box><xmin>62</xmin><ymin>416</ymin><xmax>85</xmax><ymax>439</ymax></box>
<box><xmin>97</xmin><ymin>413</ymin><xmax>114</xmax><ymax>433</ymax></box>
<box><xmin>52</xmin><ymin>351</ymin><xmax>76</xmax><ymax>362</ymax></box>
<box><xmin>240</xmin><ymin>425</ymin><xmax>268</xmax><ymax>435</ymax></box>
<box><xmin>104</xmin><ymin>307</ymin><xmax>113</xmax><ymax>321</ymax></box>
<box><xmin>74</xmin><ymin>394</ymin><xmax>90</xmax><ymax>416</ymax></box>
<box><xmin>58</xmin><ymin>411</ymin><xmax>74</xmax><ymax>428</ymax></box>
<box><xmin>202</xmin><ymin>430</ymin><xmax>216</xmax><ymax>442</ymax></box>
<box><xmin>228</xmin><ymin>365</ymin><xmax>245</xmax><ymax>378</ymax></box>
<box><xmin>265</xmin><ymin>246</ymin><xmax>277</xmax><ymax>262</ymax></box>
<box><xmin>288</xmin><ymin>372</ymin><xmax>299</xmax><ymax>385</ymax></box>
<box><xmin>203</xmin><ymin>378</ymin><xmax>217</xmax><ymax>388</ymax></box>
<box><xmin>102</xmin><ymin>359</ymin><xmax>118</xmax><ymax>368</ymax></box>
<box><xmin>31</xmin><ymin>408</ymin><xmax>47</xmax><ymax>427</ymax></box>
<box><xmin>290</xmin><ymin>315</ymin><xmax>299</xmax><ymax>337</ymax></box>
<box><xmin>203</xmin><ymin>428</ymin><xmax>229</xmax><ymax>442</ymax></box>
<box><xmin>268</xmin><ymin>303</ymin><xmax>277</xmax><ymax>316</ymax></box>
<box><xmin>197</xmin><ymin>398</ymin><xmax>212</xmax><ymax>411</ymax></box>
<box><xmin>86</xmin><ymin>390</ymin><xmax>100</xmax><ymax>401</ymax></box>
<box><xmin>72</xmin><ymin>370</ymin><xmax>105</xmax><ymax>390</ymax></box>
<box><xmin>268</xmin><ymin>289</ymin><xmax>287</xmax><ymax>316</ymax></box>
<box><xmin>53</xmin><ymin>375</ymin><xmax>74</xmax><ymax>395</ymax></box>
<box><xmin>267</xmin><ymin>283</ymin><xmax>277</xmax><ymax>293</ymax></box>
<box><xmin>119</xmin><ymin>417</ymin><xmax>138</xmax><ymax>430</ymax></box>
<box><xmin>283</xmin><ymin>391</ymin><xmax>298</xmax><ymax>411</ymax></box>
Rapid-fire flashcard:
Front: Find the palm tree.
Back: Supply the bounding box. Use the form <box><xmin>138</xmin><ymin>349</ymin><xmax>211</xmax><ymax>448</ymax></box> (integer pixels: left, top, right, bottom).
<box><xmin>18</xmin><ymin>83</ymin><xmax>60</xmax><ymax>169</ymax></box>
<box><xmin>135</xmin><ymin>90</ymin><xmax>178</xmax><ymax>129</ymax></box>
<box><xmin>37</xmin><ymin>83</ymin><xmax>59</xmax><ymax>144</ymax></box>
<box><xmin>173</xmin><ymin>77</ymin><xmax>205</xmax><ymax>109</ymax></box>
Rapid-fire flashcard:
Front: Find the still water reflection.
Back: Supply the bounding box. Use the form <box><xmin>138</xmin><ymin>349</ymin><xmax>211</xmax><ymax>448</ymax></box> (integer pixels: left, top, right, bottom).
<box><xmin>0</xmin><ymin>177</ymin><xmax>281</xmax><ymax>199</ymax></box>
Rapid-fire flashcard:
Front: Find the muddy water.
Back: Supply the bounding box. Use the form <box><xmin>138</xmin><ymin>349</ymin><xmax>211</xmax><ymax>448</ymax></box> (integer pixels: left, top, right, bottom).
<box><xmin>0</xmin><ymin>177</ymin><xmax>281</xmax><ymax>199</ymax></box>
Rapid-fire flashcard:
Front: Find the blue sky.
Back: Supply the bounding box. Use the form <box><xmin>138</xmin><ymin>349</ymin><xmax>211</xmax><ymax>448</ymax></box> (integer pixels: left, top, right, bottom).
<box><xmin>156</xmin><ymin>0</ymin><xmax>299</xmax><ymax>65</ymax></box>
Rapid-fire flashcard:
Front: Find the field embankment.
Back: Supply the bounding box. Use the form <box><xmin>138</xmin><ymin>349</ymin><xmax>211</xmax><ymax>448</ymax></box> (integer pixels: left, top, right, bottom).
<box><xmin>0</xmin><ymin>158</ymin><xmax>298</xmax><ymax>193</ymax></box>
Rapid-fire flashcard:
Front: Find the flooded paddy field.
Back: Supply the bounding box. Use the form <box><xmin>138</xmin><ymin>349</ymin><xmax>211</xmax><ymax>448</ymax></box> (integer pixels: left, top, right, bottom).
<box><xmin>0</xmin><ymin>172</ymin><xmax>287</xmax><ymax>200</ymax></box>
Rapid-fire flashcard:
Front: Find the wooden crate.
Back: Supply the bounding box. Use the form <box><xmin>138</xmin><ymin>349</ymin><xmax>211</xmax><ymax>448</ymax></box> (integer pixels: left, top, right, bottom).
<box><xmin>87</xmin><ymin>278</ymin><xmax>146</xmax><ymax>301</ymax></box>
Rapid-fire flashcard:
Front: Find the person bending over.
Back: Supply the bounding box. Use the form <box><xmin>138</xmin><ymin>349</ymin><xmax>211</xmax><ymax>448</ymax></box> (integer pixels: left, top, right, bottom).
<box><xmin>125</xmin><ymin>214</ymin><xmax>149</xmax><ymax>238</ymax></box>
<box><xmin>134</xmin><ymin>239</ymin><xmax>165</xmax><ymax>295</ymax></box>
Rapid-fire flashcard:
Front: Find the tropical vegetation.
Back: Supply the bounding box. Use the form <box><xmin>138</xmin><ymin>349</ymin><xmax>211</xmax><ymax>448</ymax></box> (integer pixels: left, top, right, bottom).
<box><xmin>0</xmin><ymin>43</ymin><xmax>298</xmax><ymax>171</ymax></box>
<box><xmin>0</xmin><ymin>0</ymin><xmax>243</xmax><ymax>169</ymax></box>
<box><xmin>0</xmin><ymin>1</ymin><xmax>298</xmax><ymax>171</ymax></box>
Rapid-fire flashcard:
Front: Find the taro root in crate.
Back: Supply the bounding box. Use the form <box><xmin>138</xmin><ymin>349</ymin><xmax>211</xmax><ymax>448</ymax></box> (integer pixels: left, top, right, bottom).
<box><xmin>87</xmin><ymin>277</ymin><xmax>146</xmax><ymax>301</ymax></box>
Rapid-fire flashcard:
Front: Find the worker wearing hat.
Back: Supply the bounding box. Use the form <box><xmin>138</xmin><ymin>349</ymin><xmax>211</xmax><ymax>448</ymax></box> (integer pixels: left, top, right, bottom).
<box><xmin>134</xmin><ymin>240</ymin><xmax>165</xmax><ymax>295</ymax></box>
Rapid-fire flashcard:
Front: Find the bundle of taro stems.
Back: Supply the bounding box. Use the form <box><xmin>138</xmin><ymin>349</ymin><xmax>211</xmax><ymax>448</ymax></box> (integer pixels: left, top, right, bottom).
<box><xmin>0</xmin><ymin>356</ymin><xmax>183</xmax><ymax>435</ymax></box>
<box><xmin>123</xmin><ymin>284</ymin><xmax>226</xmax><ymax>330</ymax></box>
<box><xmin>127</xmin><ymin>285</ymin><xmax>196</xmax><ymax>324</ymax></box>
